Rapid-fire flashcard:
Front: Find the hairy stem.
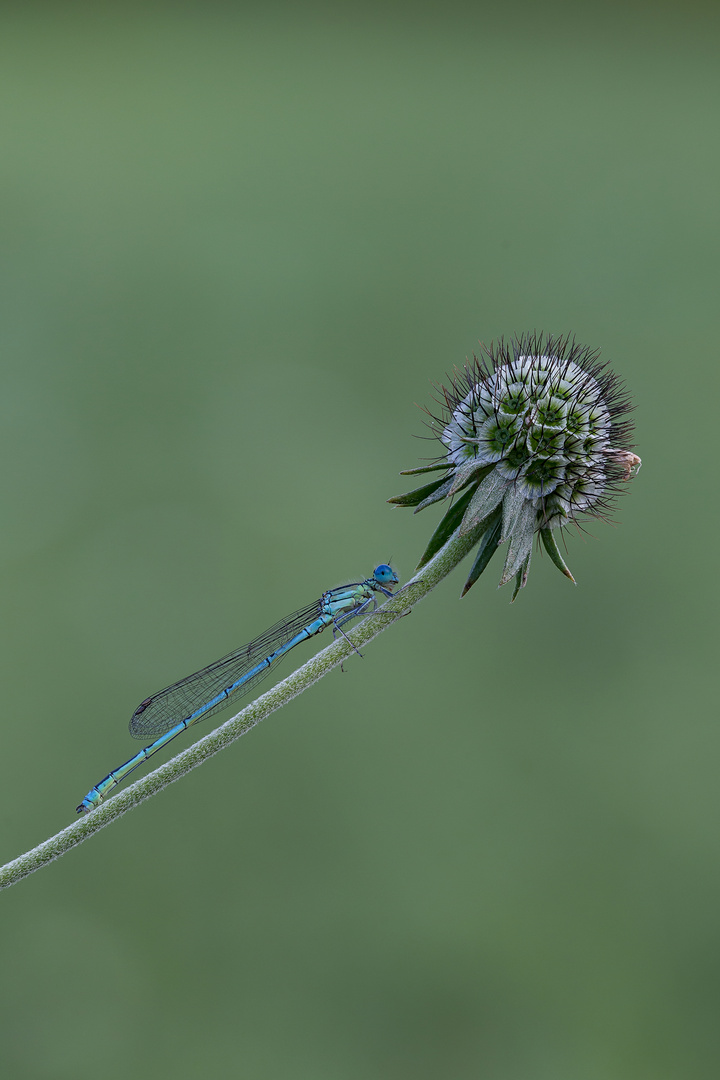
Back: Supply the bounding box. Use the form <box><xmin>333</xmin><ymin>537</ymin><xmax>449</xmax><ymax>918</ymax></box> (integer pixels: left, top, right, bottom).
<box><xmin>0</xmin><ymin>526</ymin><xmax>483</xmax><ymax>891</ymax></box>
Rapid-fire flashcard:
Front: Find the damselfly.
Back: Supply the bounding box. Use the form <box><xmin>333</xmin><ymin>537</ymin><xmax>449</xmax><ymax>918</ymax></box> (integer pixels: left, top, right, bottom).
<box><xmin>76</xmin><ymin>564</ymin><xmax>399</xmax><ymax>813</ymax></box>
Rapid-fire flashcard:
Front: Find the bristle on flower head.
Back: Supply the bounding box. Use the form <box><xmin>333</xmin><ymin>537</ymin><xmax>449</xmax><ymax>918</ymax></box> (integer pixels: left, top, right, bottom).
<box><xmin>390</xmin><ymin>333</ymin><xmax>639</xmax><ymax>597</ymax></box>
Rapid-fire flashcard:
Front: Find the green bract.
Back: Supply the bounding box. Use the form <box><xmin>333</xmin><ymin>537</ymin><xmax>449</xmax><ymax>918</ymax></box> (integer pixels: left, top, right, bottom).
<box><xmin>390</xmin><ymin>334</ymin><xmax>640</xmax><ymax>598</ymax></box>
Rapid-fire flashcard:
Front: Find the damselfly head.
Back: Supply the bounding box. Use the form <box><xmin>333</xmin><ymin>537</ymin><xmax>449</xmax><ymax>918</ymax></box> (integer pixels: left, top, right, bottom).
<box><xmin>373</xmin><ymin>564</ymin><xmax>399</xmax><ymax>586</ymax></box>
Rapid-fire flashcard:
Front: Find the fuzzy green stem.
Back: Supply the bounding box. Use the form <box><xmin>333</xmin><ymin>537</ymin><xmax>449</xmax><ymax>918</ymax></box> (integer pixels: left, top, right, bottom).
<box><xmin>0</xmin><ymin>526</ymin><xmax>485</xmax><ymax>891</ymax></box>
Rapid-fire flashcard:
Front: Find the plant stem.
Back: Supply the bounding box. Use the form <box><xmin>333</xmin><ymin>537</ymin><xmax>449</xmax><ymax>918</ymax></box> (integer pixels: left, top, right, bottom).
<box><xmin>0</xmin><ymin>526</ymin><xmax>484</xmax><ymax>891</ymax></box>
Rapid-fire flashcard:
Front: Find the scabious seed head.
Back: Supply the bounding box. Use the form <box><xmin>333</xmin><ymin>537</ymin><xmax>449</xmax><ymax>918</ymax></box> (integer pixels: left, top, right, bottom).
<box><xmin>390</xmin><ymin>333</ymin><xmax>639</xmax><ymax>598</ymax></box>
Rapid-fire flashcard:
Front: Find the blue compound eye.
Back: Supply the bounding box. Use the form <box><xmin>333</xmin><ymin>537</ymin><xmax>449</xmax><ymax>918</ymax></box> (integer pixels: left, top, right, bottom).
<box><xmin>374</xmin><ymin>564</ymin><xmax>398</xmax><ymax>584</ymax></box>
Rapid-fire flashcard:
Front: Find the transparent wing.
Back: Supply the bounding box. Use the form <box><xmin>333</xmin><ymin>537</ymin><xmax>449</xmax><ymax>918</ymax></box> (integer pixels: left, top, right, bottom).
<box><xmin>129</xmin><ymin>600</ymin><xmax>323</xmax><ymax>740</ymax></box>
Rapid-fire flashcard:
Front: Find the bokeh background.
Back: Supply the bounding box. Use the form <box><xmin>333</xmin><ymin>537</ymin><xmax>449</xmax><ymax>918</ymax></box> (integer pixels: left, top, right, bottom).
<box><xmin>0</xmin><ymin>2</ymin><xmax>716</xmax><ymax>1077</ymax></box>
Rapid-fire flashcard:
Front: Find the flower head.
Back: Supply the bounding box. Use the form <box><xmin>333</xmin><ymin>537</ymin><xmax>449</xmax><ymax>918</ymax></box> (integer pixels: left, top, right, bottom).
<box><xmin>390</xmin><ymin>334</ymin><xmax>639</xmax><ymax>598</ymax></box>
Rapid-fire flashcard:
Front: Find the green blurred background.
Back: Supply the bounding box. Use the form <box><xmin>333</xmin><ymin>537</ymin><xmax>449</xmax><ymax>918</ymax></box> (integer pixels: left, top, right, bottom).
<box><xmin>0</xmin><ymin>2</ymin><xmax>716</xmax><ymax>1077</ymax></box>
